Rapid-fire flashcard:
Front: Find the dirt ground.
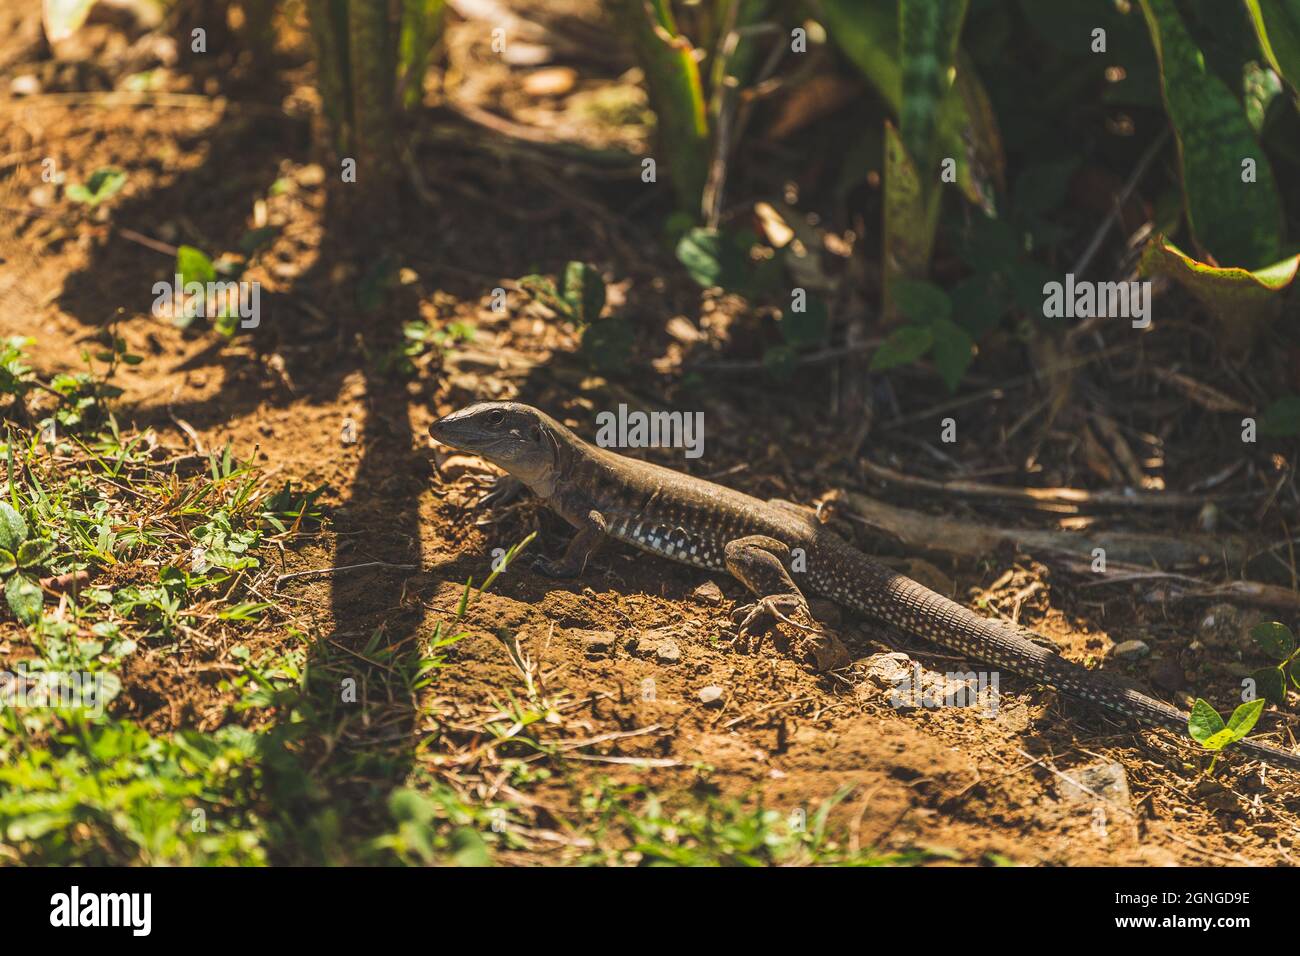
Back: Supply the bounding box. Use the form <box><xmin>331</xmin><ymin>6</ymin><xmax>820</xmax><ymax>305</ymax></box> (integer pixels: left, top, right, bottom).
<box><xmin>4</xmin><ymin>0</ymin><xmax>1300</xmax><ymax>865</ymax></box>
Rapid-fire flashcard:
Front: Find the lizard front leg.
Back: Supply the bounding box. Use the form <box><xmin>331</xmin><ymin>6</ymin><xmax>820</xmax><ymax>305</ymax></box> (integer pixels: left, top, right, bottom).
<box><xmin>724</xmin><ymin>535</ymin><xmax>850</xmax><ymax>671</ymax></box>
<box><xmin>723</xmin><ymin>535</ymin><xmax>811</xmax><ymax>635</ymax></box>
<box><xmin>533</xmin><ymin>510</ymin><xmax>607</xmax><ymax>578</ymax></box>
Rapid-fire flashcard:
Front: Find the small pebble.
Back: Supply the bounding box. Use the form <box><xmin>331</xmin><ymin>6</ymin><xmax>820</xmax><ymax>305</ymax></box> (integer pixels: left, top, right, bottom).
<box><xmin>655</xmin><ymin>639</ymin><xmax>681</xmax><ymax>664</ymax></box>
<box><xmin>698</xmin><ymin>685</ymin><xmax>724</xmax><ymax>707</ymax></box>
<box><xmin>1057</xmin><ymin>760</ymin><xmax>1131</xmax><ymax>812</ymax></box>
<box><xmin>1111</xmin><ymin>639</ymin><xmax>1150</xmax><ymax>661</ymax></box>
<box><xmin>523</xmin><ymin>66</ymin><xmax>577</xmax><ymax>97</ymax></box>
<box><xmin>10</xmin><ymin>74</ymin><xmax>41</xmax><ymax>96</ymax></box>
<box><xmin>807</xmin><ymin>597</ymin><xmax>842</xmax><ymax>628</ymax></box>
<box><xmin>693</xmin><ymin>581</ymin><xmax>723</xmax><ymax>606</ymax></box>
<box><xmin>571</xmin><ymin>629</ymin><xmax>616</xmax><ymax>657</ymax></box>
<box><xmin>632</xmin><ymin>629</ymin><xmax>681</xmax><ymax>664</ymax></box>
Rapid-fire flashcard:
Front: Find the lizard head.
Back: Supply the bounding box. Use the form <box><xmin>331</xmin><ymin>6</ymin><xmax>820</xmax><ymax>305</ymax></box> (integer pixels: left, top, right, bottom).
<box><xmin>429</xmin><ymin>401</ymin><xmax>561</xmax><ymax>494</ymax></box>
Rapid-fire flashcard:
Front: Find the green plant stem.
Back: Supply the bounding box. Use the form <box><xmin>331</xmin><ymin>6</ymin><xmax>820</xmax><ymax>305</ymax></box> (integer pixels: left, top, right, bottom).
<box><xmin>609</xmin><ymin>0</ymin><xmax>710</xmax><ymax>217</ymax></box>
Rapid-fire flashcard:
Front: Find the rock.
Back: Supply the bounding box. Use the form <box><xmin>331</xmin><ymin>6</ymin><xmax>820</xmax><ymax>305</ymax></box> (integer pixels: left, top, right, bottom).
<box><xmin>698</xmin><ymin>685</ymin><xmax>724</xmax><ymax>707</ymax></box>
<box><xmin>857</xmin><ymin>652</ymin><xmax>991</xmax><ymax>712</ymax></box>
<box><xmin>861</xmin><ymin>652</ymin><xmax>915</xmax><ymax>691</ymax></box>
<box><xmin>1111</xmin><ymin>639</ymin><xmax>1150</xmax><ymax>661</ymax></box>
<box><xmin>655</xmin><ymin>639</ymin><xmax>682</xmax><ymax>664</ymax></box>
<box><xmin>1056</xmin><ymin>760</ymin><xmax>1131</xmax><ymax>811</ymax></box>
<box><xmin>632</xmin><ymin>629</ymin><xmax>681</xmax><ymax>664</ymax></box>
<box><xmin>27</xmin><ymin>185</ymin><xmax>54</xmax><ymax>208</ymax></box>
<box><xmin>692</xmin><ymin>581</ymin><xmax>723</xmax><ymax>606</ymax></box>
<box><xmin>807</xmin><ymin>597</ymin><xmax>842</xmax><ymax>628</ymax></box>
<box><xmin>523</xmin><ymin>66</ymin><xmax>577</xmax><ymax>97</ymax></box>
<box><xmin>1149</xmin><ymin>657</ymin><xmax>1186</xmax><ymax>691</ymax></box>
<box><xmin>800</xmin><ymin>631</ymin><xmax>851</xmax><ymax>672</ymax></box>
<box><xmin>572</xmin><ymin>629</ymin><xmax>616</xmax><ymax>658</ymax></box>
<box><xmin>10</xmin><ymin>74</ymin><xmax>41</xmax><ymax>96</ymax></box>
<box><xmin>1197</xmin><ymin>602</ymin><xmax>1264</xmax><ymax>651</ymax></box>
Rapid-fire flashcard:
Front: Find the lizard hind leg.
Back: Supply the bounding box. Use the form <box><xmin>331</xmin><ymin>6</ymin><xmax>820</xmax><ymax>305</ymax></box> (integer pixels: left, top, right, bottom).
<box><xmin>723</xmin><ymin>535</ymin><xmax>850</xmax><ymax>671</ymax></box>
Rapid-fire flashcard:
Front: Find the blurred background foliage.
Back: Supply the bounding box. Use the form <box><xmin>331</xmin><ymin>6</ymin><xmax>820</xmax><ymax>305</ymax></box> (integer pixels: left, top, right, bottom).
<box><xmin>36</xmin><ymin>0</ymin><xmax>1300</xmax><ymax>398</ymax></box>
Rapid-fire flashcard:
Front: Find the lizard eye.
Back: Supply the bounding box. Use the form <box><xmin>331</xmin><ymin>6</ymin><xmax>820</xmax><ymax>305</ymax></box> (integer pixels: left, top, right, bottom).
<box><xmin>486</xmin><ymin>410</ymin><xmax>505</xmax><ymax>427</ymax></box>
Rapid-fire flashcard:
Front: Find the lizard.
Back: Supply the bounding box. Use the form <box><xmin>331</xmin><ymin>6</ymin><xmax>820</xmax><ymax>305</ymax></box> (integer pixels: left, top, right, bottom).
<box><xmin>429</xmin><ymin>400</ymin><xmax>1300</xmax><ymax>773</ymax></box>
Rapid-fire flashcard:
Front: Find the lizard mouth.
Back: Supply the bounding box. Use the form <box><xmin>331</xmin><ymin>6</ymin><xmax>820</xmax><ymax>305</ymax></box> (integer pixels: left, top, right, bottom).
<box><xmin>428</xmin><ymin>415</ymin><xmax>505</xmax><ymax>456</ymax></box>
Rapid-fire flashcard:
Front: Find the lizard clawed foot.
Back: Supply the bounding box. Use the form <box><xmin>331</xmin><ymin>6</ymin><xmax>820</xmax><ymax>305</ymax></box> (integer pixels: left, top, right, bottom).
<box><xmin>724</xmin><ymin>595</ymin><xmax>850</xmax><ymax>671</ymax></box>
<box><xmin>730</xmin><ymin>593</ymin><xmax>814</xmax><ymax>634</ymax></box>
<box><xmin>728</xmin><ymin>593</ymin><xmax>814</xmax><ymax>642</ymax></box>
<box><xmin>478</xmin><ymin>474</ymin><xmax>526</xmax><ymax>507</ymax></box>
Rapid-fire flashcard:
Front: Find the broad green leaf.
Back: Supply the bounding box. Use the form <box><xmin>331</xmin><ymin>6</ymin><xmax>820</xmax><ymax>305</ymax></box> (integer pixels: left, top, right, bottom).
<box><xmin>1138</xmin><ymin>235</ymin><xmax>1299</xmax><ymax>350</ymax></box>
<box><xmin>1245</xmin><ymin>0</ymin><xmax>1300</xmax><ymax>94</ymax></box>
<box><xmin>238</xmin><ymin>227</ymin><xmax>277</xmax><ymax>254</ymax></box>
<box><xmin>15</xmin><ymin>539</ymin><xmax>53</xmax><ymax>568</ymax></box>
<box><xmin>1252</xmin><ymin>665</ymin><xmax>1288</xmax><ymax>705</ymax></box>
<box><xmin>65</xmin><ymin>168</ymin><xmax>127</xmax><ymax>207</ymax></box>
<box><xmin>1250</xmin><ymin>621</ymin><xmax>1296</xmax><ymax>658</ymax></box>
<box><xmin>1139</xmin><ymin>0</ymin><xmax>1283</xmax><ymax>268</ymax></box>
<box><xmin>780</xmin><ymin>298</ymin><xmax>828</xmax><ymax>349</ymax></box>
<box><xmin>580</xmin><ymin>317</ymin><xmax>634</xmax><ymax>374</ymax></box>
<box><xmin>871</xmin><ymin>325</ymin><xmax>934</xmax><ymax>372</ymax></box>
<box><xmin>1188</xmin><ymin>697</ymin><xmax>1226</xmax><ymax>744</ymax></box>
<box><xmin>176</xmin><ymin>245</ymin><xmax>216</xmax><ymax>288</ymax></box>
<box><xmin>0</xmin><ymin>549</ymin><xmax>14</xmax><ymax>575</ymax></box>
<box><xmin>42</xmin><ymin>0</ymin><xmax>95</xmax><ymax>42</ymax></box>
<box><xmin>950</xmin><ymin>272</ymin><xmax>1008</xmax><ymax>339</ymax></box>
<box><xmin>96</xmin><ymin>672</ymin><xmax>123</xmax><ymax>705</ymax></box>
<box><xmin>517</xmin><ymin>274</ymin><xmax>563</xmax><ymax>312</ymax></box>
<box><xmin>5</xmin><ymin>574</ymin><xmax>41</xmax><ymax>624</ymax></box>
<box><xmin>561</xmin><ymin>261</ymin><xmax>606</xmax><ymax>326</ymax></box>
<box><xmin>893</xmin><ymin>279</ymin><xmax>952</xmax><ymax>324</ymax></box>
<box><xmin>1226</xmin><ymin>698</ymin><xmax>1266</xmax><ymax>739</ymax></box>
<box><xmin>676</xmin><ymin>228</ymin><xmax>754</xmax><ymax>291</ymax></box>
<box><xmin>930</xmin><ymin>317</ymin><xmax>975</xmax><ymax>392</ymax></box>
<box><xmin>0</xmin><ymin>502</ymin><xmax>28</xmax><ymax>552</ymax></box>
<box><xmin>900</xmin><ymin>0</ymin><xmax>969</xmax><ymax>170</ymax></box>
<box><xmin>1199</xmin><ymin>727</ymin><xmax>1238</xmax><ymax>751</ymax></box>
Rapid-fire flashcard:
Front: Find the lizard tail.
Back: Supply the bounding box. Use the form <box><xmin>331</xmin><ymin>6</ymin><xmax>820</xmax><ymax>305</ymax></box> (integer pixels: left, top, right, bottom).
<box><xmin>833</xmin><ymin>548</ymin><xmax>1300</xmax><ymax>773</ymax></box>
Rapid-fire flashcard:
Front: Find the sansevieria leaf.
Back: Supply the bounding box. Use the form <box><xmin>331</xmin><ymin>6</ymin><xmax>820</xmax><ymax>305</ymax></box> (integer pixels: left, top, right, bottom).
<box><xmin>1140</xmin><ymin>0</ymin><xmax>1283</xmax><ymax>269</ymax></box>
<box><xmin>1245</xmin><ymin>0</ymin><xmax>1300</xmax><ymax>94</ymax></box>
<box><xmin>1138</xmin><ymin>234</ymin><xmax>1299</xmax><ymax>350</ymax></box>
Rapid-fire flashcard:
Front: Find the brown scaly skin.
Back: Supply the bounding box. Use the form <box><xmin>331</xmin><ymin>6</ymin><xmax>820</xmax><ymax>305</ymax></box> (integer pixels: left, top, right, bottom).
<box><xmin>430</xmin><ymin>401</ymin><xmax>1300</xmax><ymax>773</ymax></box>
